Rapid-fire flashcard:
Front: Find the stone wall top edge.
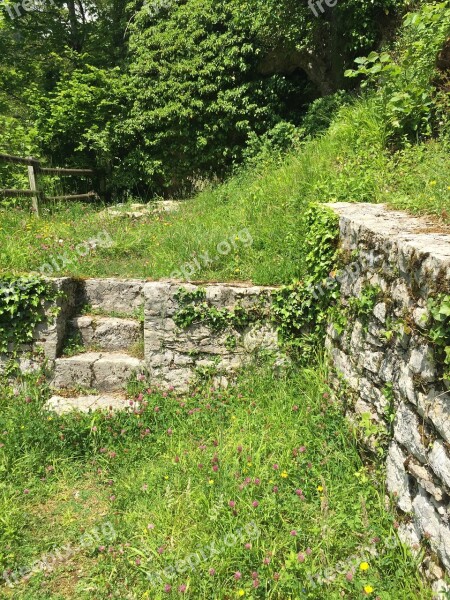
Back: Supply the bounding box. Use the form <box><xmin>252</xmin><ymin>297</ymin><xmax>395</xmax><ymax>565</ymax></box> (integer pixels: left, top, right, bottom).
<box><xmin>328</xmin><ymin>203</ymin><xmax>450</xmax><ymax>262</ymax></box>
<box><xmin>43</xmin><ymin>277</ymin><xmax>279</xmax><ymax>290</ymax></box>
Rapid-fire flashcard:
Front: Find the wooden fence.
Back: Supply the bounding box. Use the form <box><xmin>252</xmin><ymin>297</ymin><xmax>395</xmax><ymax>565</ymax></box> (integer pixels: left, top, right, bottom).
<box><xmin>0</xmin><ymin>153</ymin><xmax>98</xmax><ymax>217</ymax></box>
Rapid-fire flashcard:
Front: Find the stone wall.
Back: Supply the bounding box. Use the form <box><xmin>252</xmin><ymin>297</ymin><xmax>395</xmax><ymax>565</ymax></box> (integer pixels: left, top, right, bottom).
<box><xmin>326</xmin><ymin>203</ymin><xmax>450</xmax><ymax>591</ymax></box>
<box><xmin>2</xmin><ymin>278</ymin><xmax>279</xmax><ymax>389</ymax></box>
<box><xmin>144</xmin><ymin>282</ymin><xmax>278</xmax><ymax>390</ymax></box>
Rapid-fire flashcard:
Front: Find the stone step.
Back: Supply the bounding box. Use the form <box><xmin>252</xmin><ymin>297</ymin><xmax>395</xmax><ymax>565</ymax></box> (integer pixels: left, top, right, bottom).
<box><xmin>76</xmin><ymin>279</ymin><xmax>145</xmax><ymax>314</ymax></box>
<box><xmin>52</xmin><ymin>352</ymin><xmax>144</xmax><ymax>392</ymax></box>
<box><xmin>70</xmin><ymin>315</ymin><xmax>142</xmax><ymax>352</ymax></box>
<box><xmin>46</xmin><ymin>393</ymin><xmax>130</xmax><ymax>414</ymax></box>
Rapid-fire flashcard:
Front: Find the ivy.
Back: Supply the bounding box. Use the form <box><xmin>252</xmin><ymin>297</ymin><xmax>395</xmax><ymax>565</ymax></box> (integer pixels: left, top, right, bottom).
<box><xmin>173</xmin><ymin>288</ymin><xmax>268</xmax><ymax>334</ymax></box>
<box><xmin>348</xmin><ymin>284</ymin><xmax>382</xmax><ymax>329</ymax></box>
<box><xmin>428</xmin><ymin>294</ymin><xmax>450</xmax><ymax>382</ymax></box>
<box><xmin>0</xmin><ymin>276</ymin><xmax>60</xmax><ymax>355</ymax></box>
<box><xmin>271</xmin><ymin>203</ymin><xmax>340</xmax><ymax>362</ymax></box>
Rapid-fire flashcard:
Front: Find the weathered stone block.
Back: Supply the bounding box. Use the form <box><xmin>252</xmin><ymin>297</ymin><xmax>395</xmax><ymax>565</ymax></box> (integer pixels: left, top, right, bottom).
<box><xmin>394</xmin><ymin>402</ymin><xmax>427</xmax><ymax>462</ymax></box>
<box><xmin>386</xmin><ymin>442</ymin><xmax>413</xmax><ymax>512</ymax></box>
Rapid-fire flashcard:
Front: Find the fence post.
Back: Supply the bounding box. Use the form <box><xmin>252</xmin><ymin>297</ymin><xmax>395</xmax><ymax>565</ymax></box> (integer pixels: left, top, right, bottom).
<box><xmin>27</xmin><ymin>158</ymin><xmax>40</xmax><ymax>217</ymax></box>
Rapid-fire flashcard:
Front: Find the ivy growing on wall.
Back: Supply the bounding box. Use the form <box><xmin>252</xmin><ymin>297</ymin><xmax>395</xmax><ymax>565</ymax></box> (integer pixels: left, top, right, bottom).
<box><xmin>428</xmin><ymin>293</ymin><xmax>450</xmax><ymax>382</ymax></box>
<box><xmin>270</xmin><ymin>203</ymin><xmax>340</xmax><ymax>362</ymax></box>
<box><xmin>173</xmin><ymin>204</ymin><xmax>341</xmax><ymax>363</ymax></box>
<box><xmin>173</xmin><ymin>288</ymin><xmax>269</xmax><ymax>334</ymax></box>
<box><xmin>0</xmin><ymin>276</ymin><xmax>60</xmax><ymax>355</ymax></box>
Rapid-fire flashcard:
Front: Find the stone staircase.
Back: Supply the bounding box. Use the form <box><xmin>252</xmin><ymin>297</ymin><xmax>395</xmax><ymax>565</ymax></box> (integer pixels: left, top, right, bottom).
<box><xmin>48</xmin><ymin>280</ymin><xmax>146</xmax><ymax>413</ymax></box>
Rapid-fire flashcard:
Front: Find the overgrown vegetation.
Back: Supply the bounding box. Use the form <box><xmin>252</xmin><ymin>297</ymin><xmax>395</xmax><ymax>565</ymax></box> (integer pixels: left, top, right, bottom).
<box><xmin>0</xmin><ymin>364</ymin><xmax>432</xmax><ymax>599</ymax></box>
<box><xmin>0</xmin><ymin>275</ymin><xmax>59</xmax><ymax>354</ymax></box>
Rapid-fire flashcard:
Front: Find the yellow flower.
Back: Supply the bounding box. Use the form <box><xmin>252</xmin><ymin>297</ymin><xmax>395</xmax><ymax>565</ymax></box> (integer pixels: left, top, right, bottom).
<box><xmin>164</xmin><ymin>475</ymin><xmax>169</xmax><ymax>480</ymax></box>
<box><xmin>247</xmin><ymin>462</ymin><xmax>252</xmax><ymax>467</ymax></box>
<box><xmin>360</xmin><ymin>562</ymin><xmax>370</xmax><ymax>571</ymax></box>
<box><xmin>317</xmin><ymin>485</ymin><xmax>323</xmax><ymax>492</ymax></box>
<box><xmin>208</xmin><ymin>479</ymin><xmax>214</xmax><ymax>485</ymax></box>
<box><xmin>364</xmin><ymin>585</ymin><xmax>374</xmax><ymax>594</ymax></box>
<box><xmin>231</xmin><ymin>415</ymin><xmax>236</xmax><ymax>420</ymax></box>
<box><xmin>238</xmin><ymin>591</ymin><xmax>245</xmax><ymax>597</ymax></box>
<box><xmin>281</xmin><ymin>471</ymin><xmax>288</xmax><ymax>478</ymax></box>
<box><xmin>430</xmin><ymin>180</ymin><xmax>437</xmax><ymax>186</ymax></box>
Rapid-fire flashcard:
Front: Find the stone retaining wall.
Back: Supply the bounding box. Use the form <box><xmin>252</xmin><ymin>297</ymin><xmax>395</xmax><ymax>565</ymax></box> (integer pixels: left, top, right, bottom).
<box><xmin>3</xmin><ymin>278</ymin><xmax>278</xmax><ymax>388</ymax></box>
<box><xmin>144</xmin><ymin>282</ymin><xmax>278</xmax><ymax>389</ymax></box>
<box><xmin>326</xmin><ymin>203</ymin><xmax>450</xmax><ymax>590</ymax></box>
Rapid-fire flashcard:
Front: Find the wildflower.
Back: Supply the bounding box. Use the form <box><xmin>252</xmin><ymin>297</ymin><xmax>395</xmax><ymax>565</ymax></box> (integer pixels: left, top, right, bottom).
<box><xmin>247</xmin><ymin>462</ymin><xmax>252</xmax><ymax>467</ymax></box>
<box><xmin>135</xmin><ymin>558</ymin><xmax>141</xmax><ymax>565</ymax></box>
<box><xmin>252</xmin><ymin>500</ymin><xmax>259</xmax><ymax>508</ymax></box>
<box><xmin>164</xmin><ymin>584</ymin><xmax>171</xmax><ymax>593</ymax></box>
<box><xmin>299</xmin><ymin>446</ymin><xmax>306</xmax><ymax>453</ymax></box>
<box><xmin>273</xmin><ymin>572</ymin><xmax>280</xmax><ymax>581</ymax></box>
<box><xmin>142</xmin><ymin>484</ymin><xmax>148</xmax><ymax>491</ymax></box>
<box><xmin>251</xmin><ymin>571</ymin><xmax>258</xmax><ymax>579</ymax></box>
<box><xmin>147</xmin><ymin>523</ymin><xmax>155</xmax><ymax>530</ymax></box>
<box><xmin>306</xmin><ymin>547</ymin><xmax>312</xmax><ymax>555</ymax></box>
<box><xmin>272</xmin><ymin>464</ymin><xmax>279</xmax><ymax>470</ymax></box>
<box><xmin>174</xmin><ymin>455</ymin><xmax>180</xmax><ymax>463</ymax></box>
<box><xmin>209</xmin><ymin>479</ymin><xmax>214</xmax><ymax>485</ymax></box>
<box><xmin>346</xmin><ymin>571</ymin><xmax>353</xmax><ymax>581</ymax></box>
<box><xmin>292</xmin><ymin>405</ymin><xmax>299</xmax><ymax>411</ymax></box>
<box><xmin>297</xmin><ymin>552</ymin><xmax>305</xmax><ymax>562</ymax></box>
<box><xmin>360</xmin><ymin>562</ymin><xmax>369</xmax><ymax>571</ymax></box>
<box><xmin>252</xmin><ymin>579</ymin><xmax>259</xmax><ymax>588</ymax></box>
<box><xmin>23</xmin><ymin>489</ymin><xmax>30</xmax><ymax>495</ymax></box>
<box><xmin>167</xmin><ymin>428</ymin><xmax>173</xmax><ymax>436</ymax></box>
<box><xmin>272</xmin><ymin>486</ymin><xmax>279</xmax><ymax>493</ymax></box>
<box><xmin>254</xmin><ymin>478</ymin><xmax>261</xmax><ymax>485</ymax></box>
<box><xmin>281</xmin><ymin>472</ymin><xmax>288</xmax><ymax>478</ymax></box>
<box><xmin>157</xmin><ymin>546</ymin><xmax>165</xmax><ymax>554</ymax></box>
<box><xmin>290</xmin><ymin>530</ymin><xmax>297</xmax><ymax>536</ymax></box>
<box><xmin>263</xmin><ymin>557</ymin><xmax>271</xmax><ymax>565</ymax></box>
<box><xmin>364</xmin><ymin>585</ymin><xmax>374</xmax><ymax>594</ymax></box>
<box><xmin>234</xmin><ymin>571</ymin><xmax>242</xmax><ymax>580</ymax></box>
<box><xmin>229</xmin><ymin>500</ymin><xmax>236</xmax><ymax>508</ymax></box>
<box><xmin>209</xmin><ymin>568</ymin><xmax>216</xmax><ymax>576</ymax></box>
<box><xmin>99</xmin><ymin>546</ymin><xmax>106</xmax><ymax>552</ymax></box>
<box><xmin>213</xmin><ymin>465</ymin><xmax>219</xmax><ymax>472</ymax></box>
<box><xmin>238</xmin><ymin>591</ymin><xmax>245</xmax><ymax>597</ymax></box>
<box><xmin>317</xmin><ymin>485</ymin><xmax>323</xmax><ymax>492</ymax></box>
<box><xmin>295</xmin><ymin>489</ymin><xmax>303</xmax><ymax>496</ymax></box>
<box><xmin>244</xmin><ymin>543</ymin><xmax>251</xmax><ymax>550</ymax></box>
<box><xmin>237</xmin><ymin>445</ymin><xmax>243</xmax><ymax>453</ymax></box>
<box><xmin>179</xmin><ymin>584</ymin><xmax>187</xmax><ymax>592</ymax></box>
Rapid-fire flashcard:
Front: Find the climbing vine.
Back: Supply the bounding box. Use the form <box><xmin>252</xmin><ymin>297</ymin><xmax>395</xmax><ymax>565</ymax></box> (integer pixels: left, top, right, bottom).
<box><xmin>174</xmin><ymin>204</ymin><xmax>341</xmax><ymax>363</ymax></box>
<box><xmin>173</xmin><ymin>288</ymin><xmax>269</xmax><ymax>334</ymax></box>
<box><xmin>0</xmin><ymin>276</ymin><xmax>60</xmax><ymax>355</ymax></box>
<box><xmin>271</xmin><ymin>204</ymin><xmax>340</xmax><ymax>362</ymax></box>
<box><xmin>428</xmin><ymin>293</ymin><xmax>450</xmax><ymax>382</ymax></box>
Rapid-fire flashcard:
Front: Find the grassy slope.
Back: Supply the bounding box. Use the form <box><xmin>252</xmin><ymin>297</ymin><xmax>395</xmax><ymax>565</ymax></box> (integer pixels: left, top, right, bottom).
<box><xmin>0</xmin><ymin>98</ymin><xmax>448</xmax><ymax>284</ymax></box>
<box><xmin>0</xmin><ymin>364</ymin><xmax>431</xmax><ymax>599</ymax></box>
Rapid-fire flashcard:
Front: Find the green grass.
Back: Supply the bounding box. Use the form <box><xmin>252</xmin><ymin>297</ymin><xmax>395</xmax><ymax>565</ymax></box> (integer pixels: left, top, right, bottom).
<box><xmin>0</xmin><ymin>362</ymin><xmax>432</xmax><ymax>599</ymax></box>
<box><xmin>0</xmin><ymin>97</ymin><xmax>448</xmax><ymax>284</ymax></box>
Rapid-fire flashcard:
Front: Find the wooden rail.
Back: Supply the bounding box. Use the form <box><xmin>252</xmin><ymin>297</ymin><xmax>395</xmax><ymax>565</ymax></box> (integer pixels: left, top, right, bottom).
<box><xmin>0</xmin><ymin>153</ymin><xmax>97</xmax><ymax>216</ymax></box>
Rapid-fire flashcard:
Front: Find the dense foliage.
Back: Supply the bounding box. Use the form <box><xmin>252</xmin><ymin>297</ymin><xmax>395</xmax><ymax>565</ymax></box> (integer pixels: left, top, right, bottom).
<box><xmin>1</xmin><ymin>0</ymin><xmax>406</xmax><ymax>196</ymax></box>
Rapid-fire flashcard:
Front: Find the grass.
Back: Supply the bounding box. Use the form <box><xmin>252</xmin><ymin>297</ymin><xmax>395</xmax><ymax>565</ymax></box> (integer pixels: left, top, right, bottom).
<box><xmin>0</xmin><ymin>97</ymin><xmax>449</xmax><ymax>284</ymax></box>
<box><xmin>0</xmin><ymin>361</ymin><xmax>432</xmax><ymax>599</ymax></box>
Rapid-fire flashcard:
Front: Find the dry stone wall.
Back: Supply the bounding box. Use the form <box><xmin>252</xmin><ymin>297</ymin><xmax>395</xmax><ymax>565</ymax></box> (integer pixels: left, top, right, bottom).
<box><xmin>326</xmin><ymin>203</ymin><xmax>450</xmax><ymax>588</ymax></box>
<box><xmin>4</xmin><ymin>278</ymin><xmax>279</xmax><ymax>390</ymax></box>
<box><xmin>144</xmin><ymin>282</ymin><xmax>278</xmax><ymax>390</ymax></box>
